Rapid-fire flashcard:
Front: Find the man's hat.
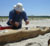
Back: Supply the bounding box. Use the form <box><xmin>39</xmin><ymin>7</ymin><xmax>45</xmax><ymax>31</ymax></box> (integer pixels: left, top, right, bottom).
<box><xmin>14</xmin><ymin>3</ymin><xmax>24</xmax><ymax>12</ymax></box>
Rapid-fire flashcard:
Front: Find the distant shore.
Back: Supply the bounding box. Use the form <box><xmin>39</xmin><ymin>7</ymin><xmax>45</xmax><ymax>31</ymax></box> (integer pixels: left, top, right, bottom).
<box><xmin>0</xmin><ymin>16</ymin><xmax>50</xmax><ymax>19</ymax></box>
<box><xmin>0</xmin><ymin>16</ymin><xmax>50</xmax><ymax>21</ymax></box>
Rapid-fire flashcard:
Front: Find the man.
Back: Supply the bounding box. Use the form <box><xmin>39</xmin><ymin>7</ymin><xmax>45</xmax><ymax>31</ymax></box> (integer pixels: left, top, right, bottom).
<box><xmin>7</xmin><ymin>3</ymin><xmax>29</xmax><ymax>29</ymax></box>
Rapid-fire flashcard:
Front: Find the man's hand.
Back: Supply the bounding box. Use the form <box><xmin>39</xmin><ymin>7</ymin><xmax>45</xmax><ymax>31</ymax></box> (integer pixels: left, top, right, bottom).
<box><xmin>15</xmin><ymin>22</ymin><xmax>19</xmax><ymax>27</ymax></box>
<box><xmin>9</xmin><ymin>19</ymin><xmax>15</xmax><ymax>25</ymax></box>
<box><xmin>9</xmin><ymin>19</ymin><xmax>19</xmax><ymax>27</ymax></box>
<box><xmin>25</xmin><ymin>20</ymin><xmax>29</xmax><ymax>25</ymax></box>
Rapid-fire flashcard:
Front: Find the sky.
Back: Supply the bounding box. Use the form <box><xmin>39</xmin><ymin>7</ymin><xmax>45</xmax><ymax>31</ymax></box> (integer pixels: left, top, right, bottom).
<box><xmin>0</xmin><ymin>0</ymin><xmax>50</xmax><ymax>16</ymax></box>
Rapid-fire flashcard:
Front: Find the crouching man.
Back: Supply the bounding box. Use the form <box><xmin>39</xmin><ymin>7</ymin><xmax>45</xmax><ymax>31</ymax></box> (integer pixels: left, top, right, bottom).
<box><xmin>7</xmin><ymin>3</ymin><xmax>29</xmax><ymax>29</ymax></box>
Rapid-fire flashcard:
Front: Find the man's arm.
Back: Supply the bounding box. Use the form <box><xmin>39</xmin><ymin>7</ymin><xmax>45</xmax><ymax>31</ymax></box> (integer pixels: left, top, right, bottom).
<box><xmin>9</xmin><ymin>11</ymin><xmax>20</xmax><ymax>27</ymax></box>
<box><xmin>22</xmin><ymin>11</ymin><xmax>29</xmax><ymax>25</ymax></box>
<box><xmin>9</xmin><ymin>11</ymin><xmax>14</xmax><ymax>25</ymax></box>
<box><xmin>25</xmin><ymin>20</ymin><xmax>29</xmax><ymax>25</ymax></box>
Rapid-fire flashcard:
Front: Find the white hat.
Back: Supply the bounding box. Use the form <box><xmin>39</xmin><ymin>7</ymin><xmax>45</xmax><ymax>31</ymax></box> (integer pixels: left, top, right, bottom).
<box><xmin>14</xmin><ymin>3</ymin><xmax>24</xmax><ymax>12</ymax></box>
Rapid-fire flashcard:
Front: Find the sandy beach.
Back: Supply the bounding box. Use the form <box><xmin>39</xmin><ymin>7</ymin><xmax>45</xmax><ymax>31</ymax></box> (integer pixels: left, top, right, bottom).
<box><xmin>0</xmin><ymin>19</ymin><xmax>50</xmax><ymax>46</ymax></box>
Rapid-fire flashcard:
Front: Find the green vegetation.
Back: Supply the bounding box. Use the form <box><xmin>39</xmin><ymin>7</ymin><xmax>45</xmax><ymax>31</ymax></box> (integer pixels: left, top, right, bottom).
<box><xmin>0</xmin><ymin>16</ymin><xmax>8</xmax><ymax>19</ymax></box>
<box><xmin>0</xmin><ymin>16</ymin><xmax>50</xmax><ymax>20</ymax></box>
<box><xmin>28</xmin><ymin>16</ymin><xmax>50</xmax><ymax>20</ymax></box>
<box><xmin>28</xmin><ymin>16</ymin><xmax>50</xmax><ymax>18</ymax></box>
